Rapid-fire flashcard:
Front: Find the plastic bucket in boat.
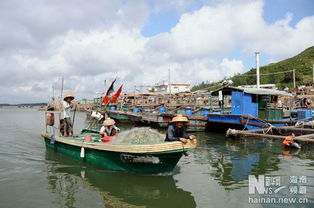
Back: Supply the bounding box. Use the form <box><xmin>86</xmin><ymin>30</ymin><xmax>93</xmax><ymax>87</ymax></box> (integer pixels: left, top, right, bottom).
<box><xmin>159</xmin><ymin>106</ymin><xmax>166</xmax><ymax>113</ymax></box>
<box><xmin>110</xmin><ymin>106</ymin><xmax>117</xmax><ymax>110</ymax></box>
<box><xmin>101</xmin><ymin>136</ymin><xmax>115</xmax><ymax>143</ymax></box>
<box><xmin>202</xmin><ymin>110</ymin><xmax>210</xmax><ymax>117</ymax></box>
<box><xmin>133</xmin><ymin>107</ymin><xmax>142</xmax><ymax>113</ymax></box>
<box><xmin>84</xmin><ymin>135</ymin><xmax>92</xmax><ymax>142</ymax></box>
<box><xmin>185</xmin><ymin>109</ymin><xmax>193</xmax><ymax>116</ymax></box>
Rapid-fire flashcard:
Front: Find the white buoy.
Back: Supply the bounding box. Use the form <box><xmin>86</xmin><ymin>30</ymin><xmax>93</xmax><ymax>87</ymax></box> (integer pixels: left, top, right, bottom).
<box><xmin>80</xmin><ymin>147</ymin><xmax>85</xmax><ymax>158</ymax></box>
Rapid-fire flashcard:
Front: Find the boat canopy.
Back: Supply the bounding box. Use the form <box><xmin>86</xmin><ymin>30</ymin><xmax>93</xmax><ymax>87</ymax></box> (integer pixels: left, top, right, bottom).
<box><xmin>211</xmin><ymin>86</ymin><xmax>292</xmax><ymax>97</ymax></box>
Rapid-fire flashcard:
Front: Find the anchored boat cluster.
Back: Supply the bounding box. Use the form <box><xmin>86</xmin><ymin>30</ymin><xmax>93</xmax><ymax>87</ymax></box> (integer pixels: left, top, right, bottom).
<box><xmin>42</xmin><ymin>85</ymin><xmax>314</xmax><ymax>173</ymax></box>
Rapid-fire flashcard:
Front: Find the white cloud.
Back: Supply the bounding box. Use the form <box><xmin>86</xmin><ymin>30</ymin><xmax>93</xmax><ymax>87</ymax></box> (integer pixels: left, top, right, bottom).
<box><xmin>0</xmin><ymin>0</ymin><xmax>313</xmax><ymax>103</ymax></box>
<box><xmin>149</xmin><ymin>0</ymin><xmax>314</xmax><ymax>61</ymax></box>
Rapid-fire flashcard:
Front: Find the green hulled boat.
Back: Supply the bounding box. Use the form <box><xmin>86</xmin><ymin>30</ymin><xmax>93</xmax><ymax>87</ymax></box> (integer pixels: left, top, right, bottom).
<box><xmin>141</xmin><ymin>113</ymin><xmax>172</xmax><ymax>128</ymax></box>
<box><xmin>41</xmin><ymin>132</ymin><xmax>196</xmax><ymax>174</ymax></box>
<box><xmin>186</xmin><ymin>116</ymin><xmax>208</xmax><ymax>132</ymax></box>
<box><xmin>107</xmin><ymin>110</ymin><xmax>132</xmax><ymax>123</ymax></box>
<box><xmin>124</xmin><ymin>112</ymin><xmax>143</xmax><ymax>123</ymax></box>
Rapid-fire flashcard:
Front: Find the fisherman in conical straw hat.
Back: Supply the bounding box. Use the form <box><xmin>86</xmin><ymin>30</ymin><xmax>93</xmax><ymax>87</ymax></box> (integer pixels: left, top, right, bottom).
<box><xmin>99</xmin><ymin>117</ymin><xmax>120</xmax><ymax>138</ymax></box>
<box><xmin>165</xmin><ymin>114</ymin><xmax>195</xmax><ymax>144</ymax></box>
<box><xmin>62</xmin><ymin>94</ymin><xmax>75</xmax><ymax>137</ymax></box>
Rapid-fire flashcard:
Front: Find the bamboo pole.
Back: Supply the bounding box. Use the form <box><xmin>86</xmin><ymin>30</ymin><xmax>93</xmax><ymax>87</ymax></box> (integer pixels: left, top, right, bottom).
<box><xmin>59</xmin><ymin>77</ymin><xmax>64</xmax><ymax>136</ymax></box>
<box><xmin>244</xmin><ymin>126</ymin><xmax>314</xmax><ymax>134</ymax></box>
<box><xmin>227</xmin><ymin>129</ymin><xmax>314</xmax><ymax>143</ymax></box>
<box><xmin>293</xmin><ymin>69</ymin><xmax>296</xmax><ymax>89</ymax></box>
<box><xmin>312</xmin><ymin>64</ymin><xmax>314</xmax><ymax>84</ymax></box>
<box><xmin>228</xmin><ymin>130</ymin><xmax>286</xmax><ymax>139</ymax></box>
<box><xmin>72</xmin><ymin>102</ymin><xmax>77</xmax><ymax>135</ymax></box>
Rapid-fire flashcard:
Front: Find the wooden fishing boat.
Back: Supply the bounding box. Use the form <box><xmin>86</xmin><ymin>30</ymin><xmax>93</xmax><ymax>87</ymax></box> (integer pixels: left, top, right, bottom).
<box><xmin>141</xmin><ymin>113</ymin><xmax>172</xmax><ymax>128</ymax></box>
<box><xmin>186</xmin><ymin>115</ymin><xmax>208</xmax><ymax>132</ymax></box>
<box><xmin>107</xmin><ymin>110</ymin><xmax>132</xmax><ymax>123</ymax></box>
<box><xmin>124</xmin><ymin>112</ymin><xmax>143</xmax><ymax>124</ymax></box>
<box><xmin>41</xmin><ymin>132</ymin><xmax>197</xmax><ymax>174</ymax></box>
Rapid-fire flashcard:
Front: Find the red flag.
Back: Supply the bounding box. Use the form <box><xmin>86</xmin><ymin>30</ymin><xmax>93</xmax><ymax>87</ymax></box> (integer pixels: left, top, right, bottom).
<box><xmin>102</xmin><ymin>95</ymin><xmax>110</xmax><ymax>104</ymax></box>
<box><xmin>111</xmin><ymin>85</ymin><xmax>123</xmax><ymax>104</ymax></box>
<box><xmin>101</xmin><ymin>79</ymin><xmax>116</xmax><ymax>104</ymax></box>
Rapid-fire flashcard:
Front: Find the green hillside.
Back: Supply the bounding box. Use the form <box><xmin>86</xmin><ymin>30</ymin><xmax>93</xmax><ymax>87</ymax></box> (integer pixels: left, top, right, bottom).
<box><xmin>192</xmin><ymin>46</ymin><xmax>314</xmax><ymax>91</ymax></box>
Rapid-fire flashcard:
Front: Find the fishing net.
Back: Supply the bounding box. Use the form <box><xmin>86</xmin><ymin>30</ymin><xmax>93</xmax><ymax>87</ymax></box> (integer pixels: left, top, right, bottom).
<box><xmin>112</xmin><ymin>127</ymin><xmax>165</xmax><ymax>144</ymax></box>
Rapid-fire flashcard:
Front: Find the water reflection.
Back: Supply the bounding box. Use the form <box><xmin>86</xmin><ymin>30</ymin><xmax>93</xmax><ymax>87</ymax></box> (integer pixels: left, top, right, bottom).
<box><xmin>45</xmin><ymin>149</ymin><xmax>196</xmax><ymax>208</ymax></box>
<box><xmin>194</xmin><ymin>133</ymin><xmax>283</xmax><ymax>189</ymax></box>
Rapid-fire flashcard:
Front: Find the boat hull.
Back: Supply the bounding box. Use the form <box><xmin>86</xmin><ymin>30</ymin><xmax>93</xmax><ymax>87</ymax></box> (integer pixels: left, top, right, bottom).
<box><xmin>141</xmin><ymin>114</ymin><xmax>171</xmax><ymax>128</ymax></box>
<box><xmin>186</xmin><ymin>116</ymin><xmax>207</xmax><ymax>132</ymax></box>
<box><xmin>107</xmin><ymin>110</ymin><xmax>132</xmax><ymax>123</ymax></box>
<box><xmin>42</xmin><ymin>135</ymin><xmax>193</xmax><ymax>174</ymax></box>
<box><xmin>207</xmin><ymin>114</ymin><xmax>293</xmax><ymax>132</ymax></box>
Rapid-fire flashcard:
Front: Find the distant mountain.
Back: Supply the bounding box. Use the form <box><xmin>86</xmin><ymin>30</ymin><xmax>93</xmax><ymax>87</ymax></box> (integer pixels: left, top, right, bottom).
<box><xmin>192</xmin><ymin>46</ymin><xmax>314</xmax><ymax>91</ymax></box>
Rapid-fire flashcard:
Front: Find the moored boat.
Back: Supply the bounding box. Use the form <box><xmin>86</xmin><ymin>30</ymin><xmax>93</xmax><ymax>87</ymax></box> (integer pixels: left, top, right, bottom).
<box><xmin>41</xmin><ymin>132</ymin><xmax>196</xmax><ymax>174</ymax></box>
<box><xmin>107</xmin><ymin>110</ymin><xmax>132</xmax><ymax>123</ymax></box>
<box><xmin>186</xmin><ymin>115</ymin><xmax>208</xmax><ymax>132</ymax></box>
<box><xmin>125</xmin><ymin>112</ymin><xmax>143</xmax><ymax>124</ymax></box>
<box><xmin>141</xmin><ymin>113</ymin><xmax>172</xmax><ymax>128</ymax></box>
<box><xmin>207</xmin><ymin>86</ymin><xmax>310</xmax><ymax>131</ymax></box>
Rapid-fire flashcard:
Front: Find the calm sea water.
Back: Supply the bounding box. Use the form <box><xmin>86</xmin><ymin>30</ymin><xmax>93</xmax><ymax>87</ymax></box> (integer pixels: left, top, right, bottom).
<box><xmin>0</xmin><ymin>108</ymin><xmax>313</xmax><ymax>208</ymax></box>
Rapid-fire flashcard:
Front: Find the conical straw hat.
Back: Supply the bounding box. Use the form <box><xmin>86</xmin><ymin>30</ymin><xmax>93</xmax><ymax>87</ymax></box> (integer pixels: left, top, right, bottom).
<box><xmin>64</xmin><ymin>94</ymin><xmax>75</xmax><ymax>101</ymax></box>
<box><xmin>103</xmin><ymin>118</ymin><xmax>115</xmax><ymax>126</ymax></box>
<box><xmin>171</xmin><ymin>114</ymin><xmax>189</xmax><ymax>123</ymax></box>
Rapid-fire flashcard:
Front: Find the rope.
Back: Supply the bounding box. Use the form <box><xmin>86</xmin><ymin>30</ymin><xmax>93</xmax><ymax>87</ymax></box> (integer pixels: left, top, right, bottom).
<box><xmin>233</xmin><ymin>70</ymin><xmax>294</xmax><ymax>77</ymax></box>
<box><xmin>262</xmin><ymin>125</ymin><xmax>273</xmax><ymax>134</ymax></box>
<box><xmin>242</xmin><ymin>116</ymin><xmax>250</xmax><ymax>130</ymax></box>
<box><xmin>181</xmin><ymin>142</ymin><xmax>189</xmax><ymax>156</ymax></box>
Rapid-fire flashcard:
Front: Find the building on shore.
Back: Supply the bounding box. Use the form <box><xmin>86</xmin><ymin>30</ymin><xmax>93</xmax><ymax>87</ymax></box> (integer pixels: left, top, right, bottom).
<box><xmin>153</xmin><ymin>83</ymin><xmax>191</xmax><ymax>94</ymax></box>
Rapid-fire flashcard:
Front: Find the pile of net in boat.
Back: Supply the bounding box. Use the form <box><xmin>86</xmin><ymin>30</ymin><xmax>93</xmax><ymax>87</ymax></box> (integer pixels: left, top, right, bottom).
<box><xmin>112</xmin><ymin>127</ymin><xmax>165</xmax><ymax>144</ymax></box>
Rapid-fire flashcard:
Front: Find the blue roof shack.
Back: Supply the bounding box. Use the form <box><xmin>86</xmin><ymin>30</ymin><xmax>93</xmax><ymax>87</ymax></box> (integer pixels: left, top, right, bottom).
<box><xmin>208</xmin><ymin>86</ymin><xmax>294</xmax><ymax>131</ymax></box>
<box><xmin>212</xmin><ymin>86</ymin><xmax>291</xmax><ymax>117</ymax></box>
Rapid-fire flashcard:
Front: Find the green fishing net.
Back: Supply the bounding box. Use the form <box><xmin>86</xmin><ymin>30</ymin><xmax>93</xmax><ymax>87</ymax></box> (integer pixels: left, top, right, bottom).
<box><xmin>112</xmin><ymin>128</ymin><xmax>165</xmax><ymax>144</ymax></box>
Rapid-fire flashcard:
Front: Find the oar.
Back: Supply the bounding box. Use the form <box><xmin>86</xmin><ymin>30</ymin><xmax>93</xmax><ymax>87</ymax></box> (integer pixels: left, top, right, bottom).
<box><xmin>72</xmin><ymin>102</ymin><xmax>77</xmax><ymax>135</ymax></box>
<box><xmin>59</xmin><ymin>77</ymin><xmax>64</xmax><ymax>136</ymax></box>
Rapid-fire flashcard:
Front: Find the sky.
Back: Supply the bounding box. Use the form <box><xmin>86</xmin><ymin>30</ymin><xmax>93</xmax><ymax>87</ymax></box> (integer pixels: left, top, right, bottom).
<box><xmin>0</xmin><ymin>0</ymin><xmax>313</xmax><ymax>104</ymax></box>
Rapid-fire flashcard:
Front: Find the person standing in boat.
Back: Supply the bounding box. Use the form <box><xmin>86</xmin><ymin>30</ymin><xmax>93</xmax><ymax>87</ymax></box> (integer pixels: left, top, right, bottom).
<box><xmin>99</xmin><ymin>118</ymin><xmax>120</xmax><ymax>138</ymax></box>
<box><xmin>165</xmin><ymin>115</ymin><xmax>195</xmax><ymax>144</ymax></box>
<box><xmin>62</xmin><ymin>94</ymin><xmax>75</xmax><ymax>137</ymax></box>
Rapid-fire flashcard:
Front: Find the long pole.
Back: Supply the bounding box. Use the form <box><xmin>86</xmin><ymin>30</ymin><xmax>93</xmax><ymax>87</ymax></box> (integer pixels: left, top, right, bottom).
<box><xmin>60</xmin><ymin>77</ymin><xmax>64</xmax><ymax>104</ymax></box>
<box><xmin>255</xmin><ymin>52</ymin><xmax>260</xmax><ymax>88</ymax></box>
<box><xmin>312</xmin><ymin>64</ymin><xmax>314</xmax><ymax>84</ymax></box>
<box><xmin>293</xmin><ymin>69</ymin><xmax>296</xmax><ymax>89</ymax></box>
<box><xmin>227</xmin><ymin>129</ymin><xmax>314</xmax><ymax>143</ymax></box>
<box><xmin>72</xmin><ymin>104</ymin><xmax>76</xmax><ymax>135</ymax></box>
<box><xmin>59</xmin><ymin>77</ymin><xmax>64</xmax><ymax>136</ymax></box>
<box><xmin>168</xmin><ymin>68</ymin><xmax>171</xmax><ymax>93</ymax></box>
<box><xmin>52</xmin><ymin>86</ymin><xmax>55</xmax><ymax>101</ymax></box>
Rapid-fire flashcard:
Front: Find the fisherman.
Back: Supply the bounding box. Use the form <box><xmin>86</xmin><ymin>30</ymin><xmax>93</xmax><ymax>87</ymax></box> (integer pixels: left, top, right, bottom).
<box><xmin>300</xmin><ymin>97</ymin><xmax>311</xmax><ymax>108</ymax></box>
<box><xmin>62</xmin><ymin>94</ymin><xmax>75</xmax><ymax>137</ymax></box>
<box><xmin>305</xmin><ymin>98</ymin><xmax>312</xmax><ymax>109</ymax></box>
<box><xmin>165</xmin><ymin>115</ymin><xmax>195</xmax><ymax>144</ymax></box>
<box><xmin>99</xmin><ymin>118</ymin><xmax>120</xmax><ymax>138</ymax></box>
